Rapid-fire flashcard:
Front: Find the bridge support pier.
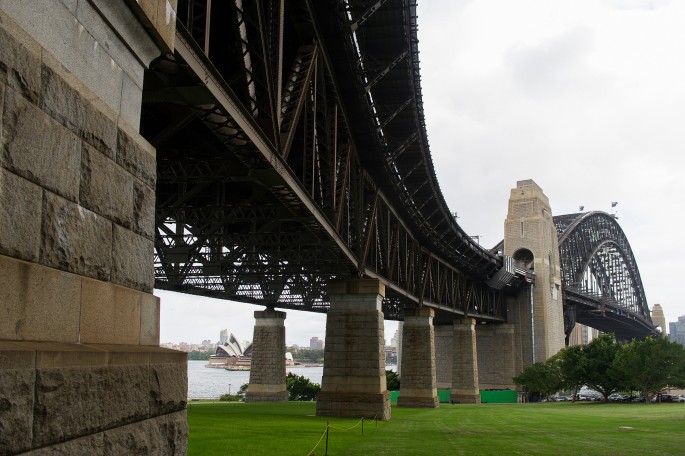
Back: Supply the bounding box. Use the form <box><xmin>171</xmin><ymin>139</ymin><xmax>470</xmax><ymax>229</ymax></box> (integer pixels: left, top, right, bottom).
<box><xmin>450</xmin><ymin>319</ymin><xmax>481</xmax><ymax>404</ymax></box>
<box><xmin>245</xmin><ymin>309</ymin><xmax>288</xmax><ymax>402</ymax></box>
<box><xmin>397</xmin><ymin>308</ymin><xmax>439</xmax><ymax>408</ymax></box>
<box><xmin>0</xmin><ymin>2</ymin><xmax>187</xmax><ymax>453</ymax></box>
<box><xmin>316</xmin><ymin>279</ymin><xmax>391</xmax><ymax>420</ymax></box>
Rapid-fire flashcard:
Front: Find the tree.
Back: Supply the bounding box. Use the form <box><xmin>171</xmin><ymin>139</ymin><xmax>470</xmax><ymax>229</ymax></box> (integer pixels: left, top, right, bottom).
<box><xmin>582</xmin><ymin>333</ymin><xmax>622</xmax><ymax>401</ymax></box>
<box><xmin>386</xmin><ymin>370</ymin><xmax>400</xmax><ymax>391</ymax></box>
<box><xmin>513</xmin><ymin>362</ymin><xmax>562</xmax><ymax>400</ymax></box>
<box><xmin>553</xmin><ymin>344</ymin><xmax>586</xmax><ymax>401</ymax></box>
<box><xmin>237</xmin><ymin>383</ymin><xmax>249</xmax><ymax>400</ymax></box>
<box><xmin>285</xmin><ymin>373</ymin><xmax>321</xmax><ymax>401</ymax></box>
<box><xmin>612</xmin><ymin>337</ymin><xmax>685</xmax><ymax>402</ymax></box>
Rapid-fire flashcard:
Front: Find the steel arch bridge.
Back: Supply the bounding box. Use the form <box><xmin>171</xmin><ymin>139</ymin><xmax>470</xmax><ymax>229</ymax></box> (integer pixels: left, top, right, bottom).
<box><xmin>144</xmin><ymin>0</ymin><xmax>524</xmax><ymax>323</ymax></box>
<box><xmin>554</xmin><ymin>212</ymin><xmax>657</xmax><ymax>341</ymax></box>
<box><xmin>143</xmin><ymin>0</ymin><xmax>655</xmax><ymax>339</ymax></box>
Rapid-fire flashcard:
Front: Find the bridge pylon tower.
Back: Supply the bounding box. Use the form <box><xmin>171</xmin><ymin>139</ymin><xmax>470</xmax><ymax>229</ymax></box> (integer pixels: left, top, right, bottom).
<box><xmin>504</xmin><ymin>180</ymin><xmax>565</xmax><ymax>369</ymax></box>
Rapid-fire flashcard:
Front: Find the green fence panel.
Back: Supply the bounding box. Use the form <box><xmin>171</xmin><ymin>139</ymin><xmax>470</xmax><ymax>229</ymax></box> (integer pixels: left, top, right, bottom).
<box><xmin>480</xmin><ymin>389</ymin><xmax>518</xmax><ymax>403</ymax></box>
<box><xmin>437</xmin><ymin>389</ymin><xmax>451</xmax><ymax>403</ymax></box>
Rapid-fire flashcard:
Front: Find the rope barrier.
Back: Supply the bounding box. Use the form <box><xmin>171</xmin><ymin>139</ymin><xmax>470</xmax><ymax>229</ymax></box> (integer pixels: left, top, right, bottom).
<box><xmin>328</xmin><ymin>417</ymin><xmax>364</xmax><ymax>431</ymax></box>
<box><xmin>306</xmin><ymin>415</ymin><xmax>381</xmax><ymax>455</ymax></box>
<box><xmin>306</xmin><ymin>427</ymin><xmax>329</xmax><ymax>456</ymax></box>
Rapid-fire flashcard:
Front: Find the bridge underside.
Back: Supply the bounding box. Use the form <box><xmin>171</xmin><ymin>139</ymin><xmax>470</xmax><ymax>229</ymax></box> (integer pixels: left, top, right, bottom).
<box><xmin>145</xmin><ymin>1</ymin><xmax>512</xmax><ymax>323</ymax></box>
<box><xmin>565</xmin><ymin>289</ymin><xmax>657</xmax><ymax>341</ymax></box>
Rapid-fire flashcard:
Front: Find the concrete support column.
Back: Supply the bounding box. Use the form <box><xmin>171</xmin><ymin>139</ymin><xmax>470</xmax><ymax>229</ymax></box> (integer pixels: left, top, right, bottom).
<box><xmin>246</xmin><ymin>309</ymin><xmax>288</xmax><ymax>402</ymax></box>
<box><xmin>316</xmin><ymin>279</ymin><xmax>391</xmax><ymax>420</ymax></box>
<box><xmin>450</xmin><ymin>318</ymin><xmax>480</xmax><ymax>404</ymax></box>
<box><xmin>397</xmin><ymin>308</ymin><xmax>439</xmax><ymax>408</ymax></box>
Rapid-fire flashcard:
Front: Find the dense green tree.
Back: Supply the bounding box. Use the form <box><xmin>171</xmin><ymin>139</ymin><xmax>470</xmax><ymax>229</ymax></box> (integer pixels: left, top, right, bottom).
<box><xmin>582</xmin><ymin>333</ymin><xmax>622</xmax><ymax>401</ymax></box>
<box><xmin>237</xmin><ymin>383</ymin><xmax>249</xmax><ymax>400</ymax></box>
<box><xmin>285</xmin><ymin>373</ymin><xmax>321</xmax><ymax>401</ymax></box>
<box><xmin>187</xmin><ymin>350</ymin><xmax>212</xmax><ymax>360</ymax></box>
<box><xmin>552</xmin><ymin>344</ymin><xmax>586</xmax><ymax>401</ymax></box>
<box><xmin>612</xmin><ymin>337</ymin><xmax>685</xmax><ymax>401</ymax></box>
<box><xmin>386</xmin><ymin>370</ymin><xmax>400</xmax><ymax>391</ymax></box>
<box><xmin>513</xmin><ymin>362</ymin><xmax>562</xmax><ymax>400</ymax></box>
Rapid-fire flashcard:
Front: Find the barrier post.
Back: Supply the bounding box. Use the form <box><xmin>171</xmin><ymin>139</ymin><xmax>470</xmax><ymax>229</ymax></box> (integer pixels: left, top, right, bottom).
<box><xmin>325</xmin><ymin>420</ymin><xmax>329</xmax><ymax>456</ymax></box>
<box><xmin>362</xmin><ymin>417</ymin><xmax>364</xmax><ymax>435</ymax></box>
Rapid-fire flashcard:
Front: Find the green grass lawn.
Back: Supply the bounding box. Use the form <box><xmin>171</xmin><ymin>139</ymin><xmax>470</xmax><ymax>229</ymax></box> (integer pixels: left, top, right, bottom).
<box><xmin>187</xmin><ymin>401</ymin><xmax>685</xmax><ymax>455</ymax></box>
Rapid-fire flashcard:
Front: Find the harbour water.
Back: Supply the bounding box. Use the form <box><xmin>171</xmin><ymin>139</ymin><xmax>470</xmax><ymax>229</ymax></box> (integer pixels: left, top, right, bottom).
<box><xmin>188</xmin><ymin>360</ymin><xmax>396</xmax><ymax>399</ymax></box>
<box><xmin>187</xmin><ymin>360</ymin><xmax>323</xmax><ymax>399</ymax></box>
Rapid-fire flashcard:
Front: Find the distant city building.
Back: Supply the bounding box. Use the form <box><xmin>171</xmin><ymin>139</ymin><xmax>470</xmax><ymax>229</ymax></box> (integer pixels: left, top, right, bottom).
<box><xmin>385</xmin><ymin>345</ymin><xmax>397</xmax><ymax>365</ymax></box>
<box><xmin>390</xmin><ymin>328</ymin><xmax>401</xmax><ymax>348</ymax></box>
<box><xmin>219</xmin><ymin>329</ymin><xmax>229</xmax><ymax>345</ymax></box>
<box><xmin>310</xmin><ymin>336</ymin><xmax>324</xmax><ymax>350</ymax></box>
<box><xmin>668</xmin><ymin>316</ymin><xmax>685</xmax><ymax>346</ymax></box>
<box><xmin>651</xmin><ymin>304</ymin><xmax>667</xmax><ymax>338</ymax></box>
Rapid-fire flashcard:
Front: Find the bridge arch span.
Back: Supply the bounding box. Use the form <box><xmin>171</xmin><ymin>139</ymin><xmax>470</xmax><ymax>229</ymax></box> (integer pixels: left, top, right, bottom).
<box><xmin>554</xmin><ymin>211</ymin><xmax>654</xmax><ymax>339</ymax></box>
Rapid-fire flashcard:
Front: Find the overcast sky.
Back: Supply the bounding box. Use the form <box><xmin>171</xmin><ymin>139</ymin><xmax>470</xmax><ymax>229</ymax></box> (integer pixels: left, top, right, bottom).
<box><xmin>160</xmin><ymin>0</ymin><xmax>685</xmax><ymax>345</ymax></box>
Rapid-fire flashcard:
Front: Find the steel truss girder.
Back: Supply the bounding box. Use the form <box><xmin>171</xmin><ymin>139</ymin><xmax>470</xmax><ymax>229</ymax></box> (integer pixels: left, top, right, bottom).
<box><xmin>147</xmin><ymin>1</ymin><xmax>510</xmax><ymax>320</ymax></box>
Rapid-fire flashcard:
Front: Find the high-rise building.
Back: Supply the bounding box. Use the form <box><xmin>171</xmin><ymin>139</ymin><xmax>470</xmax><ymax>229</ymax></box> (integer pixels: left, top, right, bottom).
<box><xmin>219</xmin><ymin>329</ymin><xmax>228</xmax><ymax>345</ymax></box>
<box><xmin>390</xmin><ymin>328</ymin><xmax>401</xmax><ymax>348</ymax></box>
<box><xmin>651</xmin><ymin>304</ymin><xmax>667</xmax><ymax>338</ymax></box>
<box><xmin>668</xmin><ymin>316</ymin><xmax>685</xmax><ymax>346</ymax></box>
<box><xmin>310</xmin><ymin>336</ymin><xmax>324</xmax><ymax>350</ymax></box>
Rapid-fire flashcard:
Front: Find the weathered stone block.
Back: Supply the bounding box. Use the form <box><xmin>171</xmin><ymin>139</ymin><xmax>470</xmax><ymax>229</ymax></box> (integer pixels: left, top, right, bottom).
<box><xmin>34</xmin><ymin>344</ymin><xmax>108</xmax><ymax>369</ymax></box>
<box><xmin>80</xmin><ymin>143</ymin><xmax>134</xmax><ymax>228</ymax></box>
<box><xmin>0</xmin><ymin>14</ymin><xmax>41</xmax><ymax>102</ymax></box>
<box><xmin>41</xmin><ymin>192</ymin><xmax>112</xmax><ymax>281</ymax></box>
<box><xmin>0</xmin><ymin>168</ymin><xmax>42</xmax><ymax>261</ymax></box>
<box><xmin>0</xmin><ymin>255</ymin><xmax>81</xmax><ymax>342</ymax></box>
<box><xmin>149</xmin><ymin>363</ymin><xmax>187</xmax><ymax>415</ymax></box>
<box><xmin>116</xmin><ymin>124</ymin><xmax>156</xmax><ymax>188</ymax></box>
<box><xmin>21</xmin><ymin>433</ymin><xmax>105</xmax><ymax>455</ymax></box>
<box><xmin>140</xmin><ymin>293</ymin><xmax>161</xmax><ymax>346</ymax></box>
<box><xmin>2</xmin><ymin>88</ymin><xmax>81</xmax><ymax>201</ymax></box>
<box><xmin>0</xmin><ymin>80</ymin><xmax>4</xmax><ymax>139</ymax></box>
<box><xmin>102</xmin><ymin>411</ymin><xmax>187</xmax><ymax>456</ymax></box>
<box><xmin>112</xmin><ymin>225</ymin><xmax>155</xmax><ymax>292</ymax></box>
<box><xmin>40</xmin><ymin>60</ymin><xmax>118</xmax><ymax>157</ymax></box>
<box><xmin>32</xmin><ymin>365</ymin><xmax>151</xmax><ymax>447</ymax></box>
<box><xmin>79</xmin><ymin>278</ymin><xmax>142</xmax><ymax>345</ymax></box>
<box><xmin>133</xmin><ymin>179</ymin><xmax>155</xmax><ymax>240</ymax></box>
<box><xmin>153</xmin><ymin>0</ymin><xmax>177</xmax><ymax>52</ymax></box>
<box><xmin>0</xmin><ymin>364</ymin><xmax>35</xmax><ymax>454</ymax></box>
<box><xmin>153</xmin><ymin>410</ymin><xmax>188</xmax><ymax>456</ymax></box>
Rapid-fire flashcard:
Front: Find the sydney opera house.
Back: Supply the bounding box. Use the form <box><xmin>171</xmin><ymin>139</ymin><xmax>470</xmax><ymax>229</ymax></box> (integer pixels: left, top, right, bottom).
<box><xmin>206</xmin><ymin>333</ymin><xmax>253</xmax><ymax>370</ymax></box>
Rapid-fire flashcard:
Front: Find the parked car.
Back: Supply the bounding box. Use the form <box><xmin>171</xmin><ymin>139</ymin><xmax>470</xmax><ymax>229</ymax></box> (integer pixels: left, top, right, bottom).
<box><xmin>657</xmin><ymin>393</ymin><xmax>685</xmax><ymax>403</ymax></box>
<box><xmin>608</xmin><ymin>393</ymin><xmax>623</xmax><ymax>401</ymax></box>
